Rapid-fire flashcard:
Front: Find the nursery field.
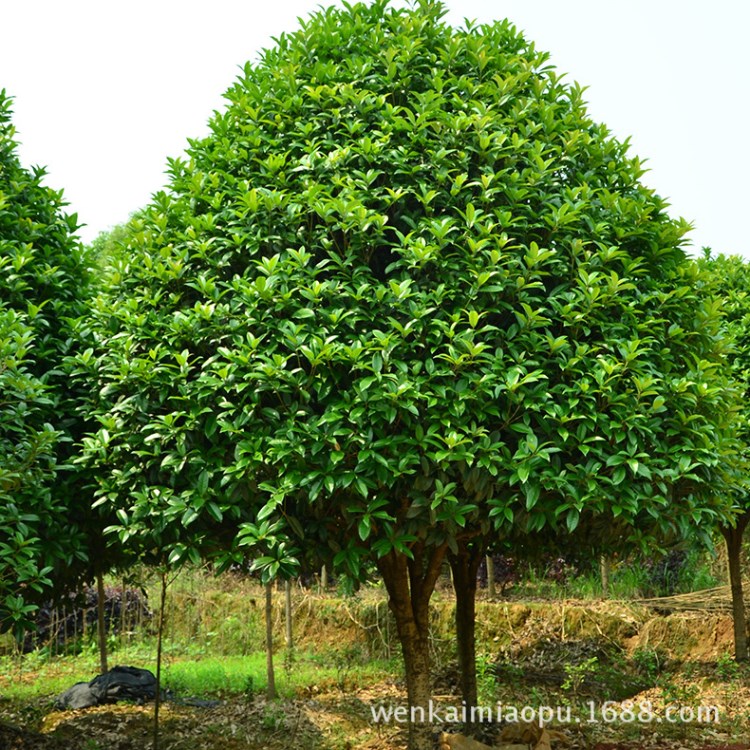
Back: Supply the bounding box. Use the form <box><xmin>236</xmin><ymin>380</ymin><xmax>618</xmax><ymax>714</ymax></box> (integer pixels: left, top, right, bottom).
<box><xmin>3</xmin><ymin>7</ymin><xmax>750</xmax><ymax>750</ymax></box>
<box><xmin>1</xmin><ymin>571</ymin><xmax>749</xmax><ymax>750</ymax></box>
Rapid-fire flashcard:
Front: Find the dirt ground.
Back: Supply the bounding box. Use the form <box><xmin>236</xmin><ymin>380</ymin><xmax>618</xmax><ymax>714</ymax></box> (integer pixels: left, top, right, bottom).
<box><xmin>2</xmin><ymin>599</ymin><xmax>749</xmax><ymax>750</ymax></box>
<box><xmin>1</xmin><ymin>674</ymin><xmax>748</xmax><ymax>750</ymax></box>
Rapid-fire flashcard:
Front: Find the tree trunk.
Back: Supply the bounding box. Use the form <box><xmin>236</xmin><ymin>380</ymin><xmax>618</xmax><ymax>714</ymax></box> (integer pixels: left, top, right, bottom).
<box><xmin>265</xmin><ymin>582</ymin><xmax>277</xmax><ymax>698</ymax></box>
<box><xmin>722</xmin><ymin>515</ymin><xmax>749</xmax><ymax>662</ymax></box>
<box><xmin>320</xmin><ymin>564</ymin><xmax>328</xmax><ymax>591</ymax></box>
<box><xmin>377</xmin><ymin>543</ymin><xmax>447</xmax><ymax>750</ymax></box>
<box><xmin>600</xmin><ymin>555</ymin><xmax>611</xmax><ymax>598</ymax></box>
<box><xmin>284</xmin><ymin>578</ymin><xmax>293</xmax><ymax>653</ymax></box>
<box><xmin>96</xmin><ymin>568</ymin><xmax>108</xmax><ymax>674</ymax></box>
<box><xmin>486</xmin><ymin>555</ymin><xmax>496</xmax><ymax>598</ymax></box>
<box><xmin>153</xmin><ymin>570</ymin><xmax>168</xmax><ymax>750</ymax></box>
<box><xmin>49</xmin><ymin>605</ymin><xmax>57</xmax><ymax>656</ymax></box>
<box><xmin>120</xmin><ymin>577</ymin><xmax>127</xmax><ymax>648</ymax></box>
<box><xmin>449</xmin><ymin>542</ymin><xmax>484</xmax><ymax>721</ymax></box>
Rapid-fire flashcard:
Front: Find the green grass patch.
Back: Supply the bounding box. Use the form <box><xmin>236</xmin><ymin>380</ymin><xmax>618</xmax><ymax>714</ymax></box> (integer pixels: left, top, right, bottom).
<box><xmin>0</xmin><ymin>645</ymin><xmax>398</xmax><ymax>703</ymax></box>
<box><xmin>162</xmin><ymin>651</ymin><xmax>395</xmax><ymax>698</ymax></box>
<box><xmin>0</xmin><ymin>653</ymin><xmax>99</xmax><ymax>701</ymax></box>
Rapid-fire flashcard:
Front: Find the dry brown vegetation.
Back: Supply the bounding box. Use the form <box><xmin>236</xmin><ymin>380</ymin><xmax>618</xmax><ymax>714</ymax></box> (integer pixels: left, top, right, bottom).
<box><xmin>2</xmin><ymin>580</ymin><xmax>749</xmax><ymax>750</ymax></box>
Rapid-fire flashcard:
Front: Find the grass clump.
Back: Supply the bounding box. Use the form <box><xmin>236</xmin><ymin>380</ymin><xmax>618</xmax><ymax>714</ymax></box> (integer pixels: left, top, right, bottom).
<box><xmin>0</xmin><ymin>647</ymin><xmax>397</xmax><ymax>703</ymax></box>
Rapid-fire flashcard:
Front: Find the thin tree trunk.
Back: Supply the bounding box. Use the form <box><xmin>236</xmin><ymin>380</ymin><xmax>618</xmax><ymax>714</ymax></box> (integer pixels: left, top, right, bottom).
<box><xmin>600</xmin><ymin>555</ymin><xmax>611</xmax><ymax>598</ymax></box>
<box><xmin>110</xmin><ymin>581</ymin><xmax>117</xmax><ymax>645</ymax></box>
<box><xmin>49</xmin><ymin>606</ymin><xmax>57</xmax><ymax>656</ymax></box>
<box><xmin>486</xmin><ymin>555</ymin><xmax>496</xmax><ymax>598</ymax></box>
<box><xmin>284</xmin><ymin>578</ymin><xmax>293</xmax><ymax>654</ymax></box>
<box><xmin>450</xmin><ymin>543</ymin><xmax>484</xmax><ymax>723</ymax></box>
<box><xmin>153</xmin><ymin>570</ymin><xmax>168</xmax><ymax>750</ymax></box>
<box><xmin>320</xmin><ymin>564</ymin><xmax>328</xmax><ymax>591</ymax></box>
<box><xmin>722</xmin><ymin>515</ymin><xmax>749</xmax><ymax>662</ymax></box>
<box><xmin>120</xmin><ymin>577</ymin><xmax>127</xmax><ymax>648</ymax></box>
<box><xmin>96</xmin><ymin>569</ymin><xmax>108</xmax><ymax>674</ymax></box>
<box><xmin>377</xmin><ymin>543</ymin><xmax>447</xmax><ymax>750</ymax></box>
<box><xmin>265</xmin><ymin>582</ymin><xmax>277</xmax><ymax>699</ymax></box>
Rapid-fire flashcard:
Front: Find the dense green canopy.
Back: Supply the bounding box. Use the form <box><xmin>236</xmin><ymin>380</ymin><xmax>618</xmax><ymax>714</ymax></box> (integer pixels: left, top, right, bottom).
<box><xmin>85</xmin><ymin>1</ymin><xmax>733</xmax><ymax>558</ymax></box>
<box><xmin>0</xmin><ymin>90</ymin><xmax>89</xmax><ymax>635</ymax></box>
<box><xmin>697</xmin><ymin>252</ymin><xmax>750</xmax><ymax>486</ymax></box>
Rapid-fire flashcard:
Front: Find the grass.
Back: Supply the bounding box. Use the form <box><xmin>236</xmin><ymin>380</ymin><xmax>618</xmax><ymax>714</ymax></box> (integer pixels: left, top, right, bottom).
<box><xmin>0</xmin><ymin>639</ymin><xmax>398</xmax><ymax>703</ymax></box>
<box><xmin>162</xmin><ymin>651</ymin><xmax>396</xmax><ymax>698</ymax></box>
<box><xmin>505</xmin><ymin>548</ymin><xmax>723</xmax><ymax>601</ymax></box>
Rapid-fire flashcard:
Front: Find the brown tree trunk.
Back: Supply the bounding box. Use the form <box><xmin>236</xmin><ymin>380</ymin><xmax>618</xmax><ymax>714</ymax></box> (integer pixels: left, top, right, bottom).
<box><xmin>120</xmin><ymin>577</ymin><xmax>127</xmax><ymax>648</ymax></box>
<box><xmin>153</xmin><ymin>570</ymin><xmax>168</xmax><ymax>750</ymax></box>
<box><xmin>485</xmin><ymin>554</ymin><xmax>496</xmax><ymax>598</ymax></box>
<box><xmin>265</xmin><ymin>582</ymin><xmax>277</xmax><ymax>698</ymax></box>
<box><xmin>320</xmin><ymin>564</ymin><xmax>328</xmax><ymax>591</ymax></box>
<box><xmin>449</xmin><ymin>542</ymin><xmax>484</xmax><ymax>721</ymax></box>
<box><xmin>284</xmin><ymin>578</ymin><xmax>293</xmax><ymax>654</ymax></box>
<box><xmin>96</xmin><ymin>568</ymin><xmax>108</xmax><ymax>674</ymax></box>
<box><xmin>377</xmin><ymin>543</ymin><xmax>447</xmax><ymax>750</ymax></box>
<box><xmin>722</xmin><ymin>514</ymin><xmax>749</xmax><ymax>662</ymax></box>
<box><xmin>600</xmin><ymin>555</ymin><xmax>611</xmax><ymax>598</ymax></box>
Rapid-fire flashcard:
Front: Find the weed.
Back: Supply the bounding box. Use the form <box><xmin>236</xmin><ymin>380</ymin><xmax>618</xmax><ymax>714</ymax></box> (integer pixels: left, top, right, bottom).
<box><xmin>716</xmin><ymin>651</ymin><xmax>741</xmax><ymax>682</ymax></box>
<box><xmin>561</xmin><ymin>656</ymin><xmax>599</xmax><ymax>697</ymax></box>
<box><xmin>243</xmin><ymin>674</ymin><xmax>255</xmax><ymax>700</ymax></box>
<box><xmin>332</xmin><ymin>644</ymin><xmax>364</xmax><ymax>692</ymax></box>
<box><xmin>475</xmin><ymin>652</ymin><xmax>496</xmax><ymax>705</ymax></box>
<box><xmin>657</xmin><ymin>673</ymin><xmax>700</xmax><ymax>711</ymax></box>
<box><xmin>261</xmin><ymin>701</ymin><xmax>286</xmax><ymax>731</ymax></box>
<box><xmin>631</xmin><ymin>646</ymin><xmax>665</xmax><ymax>681</ymax></box>
<box><xmin>163</xmin><ymin>660</ymin><xmax>230</xmax><ymax>696</ymax></box>
<box><xmin>715</xmin><ymin>650</ymin><xmax>747</xmax><ymax>731</ymax></box>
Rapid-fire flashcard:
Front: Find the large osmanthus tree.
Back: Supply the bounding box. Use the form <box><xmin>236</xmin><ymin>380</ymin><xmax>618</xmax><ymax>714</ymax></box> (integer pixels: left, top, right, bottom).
<box><xmin>0</xmin><ymin>90</ymin><xmax>94</xmax><ymax>638</ymax></box>
<box><xmin>81</xmin><ymin>3</ymin><xmax>735</xmax><ymax>748</ymax></box>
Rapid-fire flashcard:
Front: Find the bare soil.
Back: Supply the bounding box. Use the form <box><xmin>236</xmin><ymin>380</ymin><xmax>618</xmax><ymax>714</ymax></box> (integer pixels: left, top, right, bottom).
<box><xmin>1</xmin><ymin>598</ymin><xmax>748</xmax><ymax>749</ymax></box>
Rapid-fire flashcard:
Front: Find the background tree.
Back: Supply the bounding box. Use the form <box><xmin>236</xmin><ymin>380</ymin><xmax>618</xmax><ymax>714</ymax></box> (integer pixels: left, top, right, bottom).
<box><xmin>80</xmin><ymin>3</ymin><xmax>736</xmax><ymax>748</ymax></box>
<box><xmin>0</xmin><ymin>306</ymin><xmax>59</xmax><ymax>638</ymax></box>
<box><xmin>0</xmin><ymin>89</ymin><xmax>92</xmax><ymax>638</ymax></box>
<box><xmin>697</xmin><ymin>250</ymin><xmax>750</xmax><ymax>660</ymax></box>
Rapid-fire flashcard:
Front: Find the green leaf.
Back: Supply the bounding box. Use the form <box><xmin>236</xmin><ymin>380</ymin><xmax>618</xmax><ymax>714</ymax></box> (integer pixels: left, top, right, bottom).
<box><xmin>517</xmin><ymin>464</ymin><xmax>530</xmax><ymax>484</ymax></box>
<box><xmin>197</xmin><ymin>470</ymin><xmax>210</xmax><ymax>496</ymax></box>
<box><xmin>206</xmin><ymin>502</ymin><xmax>223</xmax><ymax>522</ymax></box>
<box><xmin>358</xmin><ymin>516</ymin><xmax>370</xmax><ymax>541</ymax></box>
<box><xmin>566</xmin><ymin>509</ymin><xmax>580</xmax><ymax>533</ymax></box>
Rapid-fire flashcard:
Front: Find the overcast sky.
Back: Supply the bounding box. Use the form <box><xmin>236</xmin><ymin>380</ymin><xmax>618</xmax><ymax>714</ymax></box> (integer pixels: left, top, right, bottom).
<box><xmin>3</xmin><ymin>1</ymin><xmax>748</xmax><ymax>256</ymax></box>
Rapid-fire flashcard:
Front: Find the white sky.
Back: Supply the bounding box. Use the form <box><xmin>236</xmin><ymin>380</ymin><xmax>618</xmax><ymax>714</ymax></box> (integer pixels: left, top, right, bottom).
<box><xmin>2</xmin><ymin>1</ymin><xmax>748</xmax><ymax>256</ymax></box>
